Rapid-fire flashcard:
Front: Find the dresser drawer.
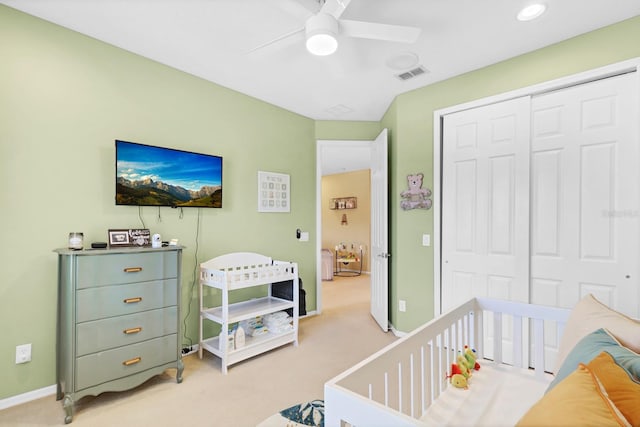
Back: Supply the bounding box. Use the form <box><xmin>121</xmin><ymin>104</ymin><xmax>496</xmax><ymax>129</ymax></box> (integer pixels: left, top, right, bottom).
<box><xmin>75</xmin><ymin>334</ymin><xmax>177</xmax><ymax>391</ymax></box>
<box><xmin>76</xmin><ymin>280</ymin><xmax>177</xmax><ymax>322</ymax></box>
<box><xmin>76</xmin><ymin>251</ymin><xmax>178</xmax><ymax>289</ymax></box>
<box><xmin>76</xmin><ymin>307</ymin><xmax>177</xmax><ymax>356</ymax></box>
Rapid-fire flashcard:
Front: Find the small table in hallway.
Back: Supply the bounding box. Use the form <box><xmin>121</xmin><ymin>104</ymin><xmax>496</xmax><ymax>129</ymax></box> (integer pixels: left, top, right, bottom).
<box><xmin>334</xmin><ymin>244</ymin><xmax>363</xmax><ymax>277</ymax></box>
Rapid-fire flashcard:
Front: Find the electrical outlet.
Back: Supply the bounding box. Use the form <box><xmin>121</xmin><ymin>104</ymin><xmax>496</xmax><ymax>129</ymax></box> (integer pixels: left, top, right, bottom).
<box><xmin>399</xmin><ymin>300</ymin><xmax>406</xmax><ymax>312</ymax></box>
<box><xmin>16</xmin><ymin>344</ymin><xmax>31</xmax><ymax>364</ymax></box>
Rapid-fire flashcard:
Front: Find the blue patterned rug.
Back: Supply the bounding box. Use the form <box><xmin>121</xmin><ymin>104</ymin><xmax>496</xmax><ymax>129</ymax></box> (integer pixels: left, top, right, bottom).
<box><xmin>257</xmin><ymin>400</ymin><xmax>324</xmax><ymax>427</ymax></box>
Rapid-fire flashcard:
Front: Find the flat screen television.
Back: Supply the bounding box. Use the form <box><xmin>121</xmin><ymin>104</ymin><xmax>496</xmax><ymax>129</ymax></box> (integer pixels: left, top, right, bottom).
<box><xmin>115</xmin><ymin>140</ymin><xmax>222</xmax><ymax>208</ymax></box>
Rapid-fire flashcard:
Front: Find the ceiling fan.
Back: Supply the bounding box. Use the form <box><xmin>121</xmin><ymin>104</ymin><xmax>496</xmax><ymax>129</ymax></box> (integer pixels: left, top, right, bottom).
<box><xmin>250</xmin><ymin>0</ymin><xmax>422</xmax><ymax>56</ymax></box>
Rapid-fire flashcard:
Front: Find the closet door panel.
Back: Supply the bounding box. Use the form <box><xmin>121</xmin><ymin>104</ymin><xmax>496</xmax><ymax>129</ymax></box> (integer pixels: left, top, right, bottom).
<box><xmin>531</xmin><ymin>149</ymin><xmax>562</xmax><ymax>257</ymax></box>
<box><xmin>488</xmin><ymin>155</ymin><xmax>515</xmax><ymax>255</ymax></box>
<box><xmin>442</xmin><ymin>96</ymin><xmax>531</xmax><ymax>314</ymax></box>
<box><xmin>530</xmin><ymin>72</ymin><xmax>639</xmax><ymax>317</ymax></box>
<box><xmin>454</xmin><ymin>159</ymin><xmax>477</xmax><ymax>252</ymax></box>
<box><xmin>580</xmin><ymin>142</ymin><xmax>615</xmax><ymax>260</ymax></box>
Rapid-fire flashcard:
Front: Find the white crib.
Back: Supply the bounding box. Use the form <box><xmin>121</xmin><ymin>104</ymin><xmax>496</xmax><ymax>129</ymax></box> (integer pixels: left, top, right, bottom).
<box><xmin>324</xmin><ymin>298</ymin><xmax>571</xmax><ymax>427</ymax></box>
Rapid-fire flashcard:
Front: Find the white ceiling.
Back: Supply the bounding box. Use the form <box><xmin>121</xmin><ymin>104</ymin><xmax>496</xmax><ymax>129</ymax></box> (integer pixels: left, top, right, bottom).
<box><xmin>3</xmin><ymin>0</ymin><xmax>640</xmax><ymax>124</ymax></box>
<box><xmin>320</xmin><ymin>142</ymin><xmax>372</xmax><ymax>176</ymax></box>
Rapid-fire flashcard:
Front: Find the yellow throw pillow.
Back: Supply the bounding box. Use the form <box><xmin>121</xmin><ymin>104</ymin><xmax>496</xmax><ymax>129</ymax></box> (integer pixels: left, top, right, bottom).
<box><xmin>555</xmin><ymin>294</ymin><xmax>640</xmax><ymax>373</ymax></box>
<box><xmin>587</xmin><ymin>352</ymin><xmax>640</xmax><ymax>426</ymax></box>
<box><xmin>517</xmin><ymin>364</ymin><xmax>630</xmax><ymax>427</ymax></box>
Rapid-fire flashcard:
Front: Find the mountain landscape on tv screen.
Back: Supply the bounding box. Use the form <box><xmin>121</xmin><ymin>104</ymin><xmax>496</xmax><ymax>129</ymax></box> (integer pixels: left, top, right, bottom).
<box><xmin>116</xmin><ymin>177</ymin><xmax>222</xmax><ymax>207</ymax></box>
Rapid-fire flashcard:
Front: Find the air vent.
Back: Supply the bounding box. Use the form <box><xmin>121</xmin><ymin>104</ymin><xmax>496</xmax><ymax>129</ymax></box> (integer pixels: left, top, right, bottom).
<box><xmin>325</xmin><ymin>104</ymin><xmax>354</xmax><ymax>117</ymax></box>
<box><xmin>396</xmin><ymin>65</ymin><xmax>429</xmax><ymax>81</ymax></box>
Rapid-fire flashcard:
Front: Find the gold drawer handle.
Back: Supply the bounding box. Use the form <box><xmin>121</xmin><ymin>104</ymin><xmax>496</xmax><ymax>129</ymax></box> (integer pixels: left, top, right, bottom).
<box><xmin>123</xmin><ymin>327</ymin><xmax>142</xmax><ymax>334</ymax></box>
<box><xmin>123</xmin><ymin>297</ymin><xmax>142</xmax><ymax>304</ymax></box>
<box><xmin>124</xmin><ymin>267</ymin><xmax>143</xmax><ymax>273</ymax></box>
<box><xmin>122</xmin><ymin>357</ymin><xmax>142</xmax><ymax>366</ymax></box>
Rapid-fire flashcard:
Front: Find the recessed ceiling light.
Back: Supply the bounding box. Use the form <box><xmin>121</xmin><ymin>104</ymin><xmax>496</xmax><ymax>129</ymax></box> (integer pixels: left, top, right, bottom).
<box><xmin>517</xmin><ymin>3</ymin><xmax>547</xmax><ymax>21</ymax></box>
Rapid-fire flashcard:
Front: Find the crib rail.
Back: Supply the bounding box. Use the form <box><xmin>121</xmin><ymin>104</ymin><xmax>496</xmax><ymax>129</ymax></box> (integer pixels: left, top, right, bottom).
<box><xmin>324</xmin><ymin>298</ymin><xmax>570</xmax><ymax>427</ymax></box>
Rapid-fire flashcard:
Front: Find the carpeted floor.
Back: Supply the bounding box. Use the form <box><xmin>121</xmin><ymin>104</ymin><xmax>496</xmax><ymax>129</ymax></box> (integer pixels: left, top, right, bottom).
<box><xmin>0</xmin><ymin>275</ymin><xmax>396</xmax><ymax>426</ymax></box>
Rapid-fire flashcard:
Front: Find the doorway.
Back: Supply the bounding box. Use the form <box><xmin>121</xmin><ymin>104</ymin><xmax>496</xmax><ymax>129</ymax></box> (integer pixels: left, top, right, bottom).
<box><xmin>316</xmin><ymin>140</ymin><xmax>372</xmax><ymax>313</ymax></box>
<box><xmin>315</xmin><ymin>130</ymin><xmax>389</xmax><ymax>331</ymax></box>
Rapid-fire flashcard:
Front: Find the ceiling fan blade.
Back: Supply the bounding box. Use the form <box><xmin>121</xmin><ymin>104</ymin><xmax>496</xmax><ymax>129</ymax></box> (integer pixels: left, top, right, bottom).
<box><xmin>273</xmin><ymin>0</ymin><xmax>317</xmax><ymax>20</ymax></box>
<box><xmin>246</xmin><ymin>26</ymin><xmax>305</xmax><ymax>54</ymax></box>
<box><xmin>339</xmin><ymin>19</ymin><xmax>421</xmax><ymax>43</ymax></box>
<box><xmin>320</xmin><ymin>0</ymin><xmax>352</xmax><ymax>20</ymax></box>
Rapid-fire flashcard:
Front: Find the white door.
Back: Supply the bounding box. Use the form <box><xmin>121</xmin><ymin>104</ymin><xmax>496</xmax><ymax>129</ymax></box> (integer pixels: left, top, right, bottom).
<box><xmin>530</xmin><ymin>73</ymin><xmax>639</xmax><ymax>317</ymax></box>
<box><xmin>441</xmin><ymin>97</ymin><xmax>531</xmax><ymax>313</ymax></box>
<box><xmin>441</xmin><ymin>72</ymin><xmax>639</xmax><ymax>368</ymax></box>
<box><xmin>370</xmin><ymin>129</ymin><xmax>389</xmax><ymax>331</ymax></box>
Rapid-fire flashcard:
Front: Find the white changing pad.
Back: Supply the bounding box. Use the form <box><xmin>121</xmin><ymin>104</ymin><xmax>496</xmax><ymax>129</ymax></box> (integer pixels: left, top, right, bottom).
<box><xmin>421</xmin><ymin>362</ymin><xmax>551</xmax><ymax>427</ymax></box>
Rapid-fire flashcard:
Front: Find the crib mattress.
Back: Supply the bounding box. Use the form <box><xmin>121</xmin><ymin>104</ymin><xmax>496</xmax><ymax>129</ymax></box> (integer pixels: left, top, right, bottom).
<box><xmin>420</xmin><ymin>362</ymin><xmax>552</xmax><ymax>427</ymax></box>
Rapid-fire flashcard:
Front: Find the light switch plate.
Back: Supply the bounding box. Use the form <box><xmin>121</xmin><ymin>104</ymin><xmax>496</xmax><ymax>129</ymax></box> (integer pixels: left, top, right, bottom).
<box><xmin>422</xmin><ymin>234</ymin><xmax>430</xmax><ymax>246</ymax></box>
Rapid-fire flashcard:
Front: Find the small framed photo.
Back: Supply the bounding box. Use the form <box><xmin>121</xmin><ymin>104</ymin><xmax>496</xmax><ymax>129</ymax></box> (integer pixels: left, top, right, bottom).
<box><xmin>108</xmin><ymin>229</ymin><xmax>130</xmax><ymax>246</ymax></box>
<box><xmin>129</xmin><ymin>228</ymin><xmax>151</xmax><ymax>246</ymax></box>
<box><xmin>108</xmin><ymin>229</ymin><xmax>151</xmax><ymax>247</ymax></box>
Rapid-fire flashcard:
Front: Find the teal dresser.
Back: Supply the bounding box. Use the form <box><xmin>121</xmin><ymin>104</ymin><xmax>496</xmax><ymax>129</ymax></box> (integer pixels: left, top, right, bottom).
<box><xmin>54</xmin><ymin>246</ymin><xmax>184</xmax><ymax>423</ymax></box>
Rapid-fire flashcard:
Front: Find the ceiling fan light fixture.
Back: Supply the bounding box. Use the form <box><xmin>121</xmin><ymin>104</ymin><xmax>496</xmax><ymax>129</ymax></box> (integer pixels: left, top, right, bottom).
<box><xmin>517</xmin><ymin>3</ymin><xmax>547</xmax><ymax>21</ymax></box>
<box><xmin>306</xmin><ymin>32</ymin><xmax>338</xmax><ymax>56</ymax></box>
<box><xmin>306</xmin><ymin>13</ymin><xmax>339</xmax><ymax>56</ymax></box>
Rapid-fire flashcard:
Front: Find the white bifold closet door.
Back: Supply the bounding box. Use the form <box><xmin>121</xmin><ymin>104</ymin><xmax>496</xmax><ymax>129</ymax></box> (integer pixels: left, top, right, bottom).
<box><xmin>442</xmin><ymin>96</ymin><xmax>532</xmax><ymax>312</ymax></box>
<box><xmin>530</xmin><ymin>72</ymin><xmax>639</xmax><ymax>318</ymax></box>
<box><xmin>442</xmin><ymin>72</ymin><xmax>639</xmax><ymax>368</ymax></box>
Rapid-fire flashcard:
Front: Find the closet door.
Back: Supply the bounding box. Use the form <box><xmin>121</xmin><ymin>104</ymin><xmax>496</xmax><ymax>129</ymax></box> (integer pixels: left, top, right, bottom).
<box><xmin>441</xmin><ymin>72</ymin><xmax>639</xmax><ymax>370</ymax></box>
<box><xmin>530</xmin><ymin>73</ymin><xmax>639</xmax><ymax>317</ymax></box>
<box><xmin>441</xmin><ymin>96</ymin><xmax>531</xmax><ymax>313</ymax></box>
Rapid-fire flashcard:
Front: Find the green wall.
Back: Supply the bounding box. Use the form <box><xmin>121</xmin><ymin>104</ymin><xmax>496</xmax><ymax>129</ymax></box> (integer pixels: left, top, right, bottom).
<box><xmin>388</xmin><ymin>15</ymin><xmax>640</xmax><ymax>332</ymax></box>
<box><xmin>2</xmin><ymin>2</ymin><xmax>640</xmax><ymax>402</ymax></box>
<box><xmin>0</xmin><ymin>5</ymin><xmax>317</xmax><ymax>399</ymax></box>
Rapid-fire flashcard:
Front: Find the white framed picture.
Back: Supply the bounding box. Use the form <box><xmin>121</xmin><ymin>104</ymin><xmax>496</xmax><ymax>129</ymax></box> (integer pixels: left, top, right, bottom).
<box><xmin>258</xmin><ymin>171</ymin><xmax>290</xmax><ymax>213</ymax></box>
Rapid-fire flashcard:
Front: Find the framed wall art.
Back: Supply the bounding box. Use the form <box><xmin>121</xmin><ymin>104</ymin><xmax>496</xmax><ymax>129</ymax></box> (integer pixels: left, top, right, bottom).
<box><xmin>258</xmin><ymin>171</ymin><xmax>290</xmax><ymax>213</ymax></box>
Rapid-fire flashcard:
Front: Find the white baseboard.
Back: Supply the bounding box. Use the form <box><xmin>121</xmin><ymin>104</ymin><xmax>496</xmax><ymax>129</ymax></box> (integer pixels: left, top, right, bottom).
<box><xmin>3</xmin><ymin>346</ymin><xmax>201</xmax><ymax>410</ymax></box>
<box><xmin>0</xmin><ymin>384</ymin><xmax>56</xmax><ymax>411</ymax></box>
<box><xmin>389</xmin><ymin>323</ymin><xmax>407</xmax><ymax>337</ymax></box>
<box><xmin>300</xmin><ymin>310</ymin><xmax>318</xmax><ymax>318</ymax></box>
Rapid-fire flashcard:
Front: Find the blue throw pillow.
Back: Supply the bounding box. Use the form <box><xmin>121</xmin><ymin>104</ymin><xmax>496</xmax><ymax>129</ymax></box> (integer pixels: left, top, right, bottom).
<box><xmin>547</xmin><ymin>328</ymin><xmax>640</xmax><ymax>392</ymax></box>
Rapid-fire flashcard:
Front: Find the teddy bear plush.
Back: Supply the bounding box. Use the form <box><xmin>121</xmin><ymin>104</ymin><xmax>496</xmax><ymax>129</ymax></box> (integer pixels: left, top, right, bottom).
<box><xmin>400</xmin><ymin>173</ymin><xmax>432</xmax><ymax>210</ymax></box>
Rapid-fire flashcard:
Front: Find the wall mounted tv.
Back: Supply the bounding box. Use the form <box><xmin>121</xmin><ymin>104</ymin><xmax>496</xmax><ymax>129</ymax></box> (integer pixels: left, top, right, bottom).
<box><xmin>116</xmin><ymin>140</ymin><xmax>222</xmax><ymax>208</ymax></box>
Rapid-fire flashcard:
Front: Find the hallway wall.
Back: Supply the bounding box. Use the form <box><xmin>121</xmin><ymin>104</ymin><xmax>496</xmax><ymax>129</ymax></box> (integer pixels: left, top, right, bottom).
<box><xmin>321</xmin><ymin>169</ymin><xmax>371</xmax><ymax>272</ymax></box>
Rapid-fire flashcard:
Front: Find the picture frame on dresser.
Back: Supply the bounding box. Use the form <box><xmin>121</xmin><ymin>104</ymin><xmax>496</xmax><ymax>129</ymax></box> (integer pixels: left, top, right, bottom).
<box><xmin>107</xmin><ymin>229</ymin><xmax>130</xmax><ymax>246</ymax></box>
<box><xmin>108</xmin><ymin>228</ymin><xmax>151</xmax><ymax>247</ymax></box>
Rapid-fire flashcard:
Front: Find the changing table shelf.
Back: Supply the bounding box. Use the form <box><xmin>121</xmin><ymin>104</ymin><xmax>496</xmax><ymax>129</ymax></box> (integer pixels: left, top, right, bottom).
<box><xmin>200</xmin><ymin>330</ymin><xmax>296</xmax><ymax>368</ymax></box>
<box><xmin>198</xmin><ymin>252</ymin><xmax>299</xmax><ymax>374</ymax></box>
<box><xmin>200</xmin><ymin>296</ymin><xmax>294</xmax><ymax>324</ymax></box>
